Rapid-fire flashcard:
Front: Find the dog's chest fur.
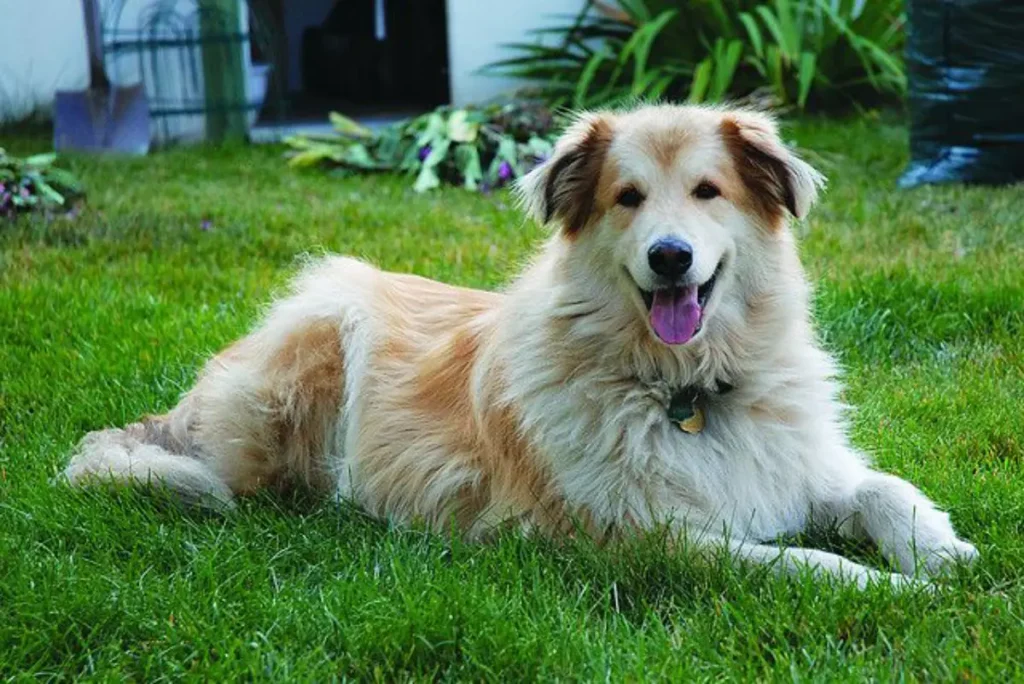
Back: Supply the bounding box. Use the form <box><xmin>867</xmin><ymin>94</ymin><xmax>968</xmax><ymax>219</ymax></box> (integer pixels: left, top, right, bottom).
<box><xmin>510</xmin><ymin>368</ymin><xmax>830</xmax><ymax>541</ymax></box>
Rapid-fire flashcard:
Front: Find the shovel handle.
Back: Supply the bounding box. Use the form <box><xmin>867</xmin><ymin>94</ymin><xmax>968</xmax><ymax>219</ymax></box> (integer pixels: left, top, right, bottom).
<box><xmin>82</xmin><ymin>0</ymin><xmax>110</xmax><ymax>89</ymax></box>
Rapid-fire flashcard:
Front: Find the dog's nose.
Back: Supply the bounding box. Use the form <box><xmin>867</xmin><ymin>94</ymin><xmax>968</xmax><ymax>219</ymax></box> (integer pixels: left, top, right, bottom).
<box><xmin>647</xmin><ymin>238</ymin><xmax>693</xmax><ymax>280</ymax></box>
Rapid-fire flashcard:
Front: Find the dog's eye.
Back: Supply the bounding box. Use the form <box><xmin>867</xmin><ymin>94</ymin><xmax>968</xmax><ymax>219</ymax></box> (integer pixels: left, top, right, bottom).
<box><xmin>616</xmin><ymin>187</ymin><xmax>645</xmax><ymax>208</ymax></box>
<box><xmin>693</xmin><ymin>181</ymin><xmax>721</xmax><ymax>200</ymax></box>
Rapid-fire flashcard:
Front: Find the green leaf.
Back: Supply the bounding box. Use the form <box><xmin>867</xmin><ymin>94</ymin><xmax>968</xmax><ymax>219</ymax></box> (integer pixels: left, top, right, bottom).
<box><xmin>33</xmin><ymin>178</ymin><xmax>66</xmax><ymax>206</ymax></box>
<box><xmin>413</xmin><ymin>164</ymin><xmax>440</xmax><ymax>193</ymax></box>
<box><xmin>342</xmin><ymin>144</ymin><xmax>382</xmax><ymax>170</ymax></box>
<box><xmin>376</xmin><ymin>127</ymin><xmax>408</xmax><ymax>166</ymax></box>
<box><xmin>575</xmin><ymin>48</ymin><xmax>609</xmax><ymax>108</ymax></box>
<box><xmin>447</xmin><ymin>110</ymin><xmax>479</xmax><ymax>143</ymax></box>
<box><xmin>774</xmin><ymin>0</ymin><xmax>799</xmax><ymax>56</ymax></box>
<box><xmin>704</xmin><ymin>0</ymin><xmax>732</xmax><ymax>35</ymax></box>
<box><xmin>422</xmin><ymin>138</ymin><xmax>451</xmax><ymax>170</ymax></box>
<box><xmin>738</xmin><ymin>12</ymin><xmax>764</xmax><ymax>59</ymax></box>
<box><xmin>23</xmin><ymin>153</ymin><xmax>57</xmax><ymax>168</ymax></box>
<box><xmin>646</xmin><ymin>71</ymin><xmax>677</xmax><ymax>100</ymax></box>
<box><xmin>42</xmin><ymin>167</ymin><xmax>83</xmax><ymax>193</ymax></box>
<box><xmin>765</xmin><ymin>44</ymin><xmax>787</xmax><ymax>102</ymax></box>
<box><xmin>11</xmin><ymin>192</ymin><xmax>37</xmax><ymax>208</ymax></box>
<box><xmin>797</xmin><ymin>51</ymin><xmax>817</xmax><ymax>108</ymax></box>
<box><xmin>688</xmin><ymin>59</ymin><xmax>712</xmax><ymax>103</ymax></box>
<box><xmin>494</xmin><ymin>136</ymin><xmax>523</xmax><ymax>176</ymax></box>
<box><xmin>709</xmin><ymin>39</ymin><xmax>744</xmax><ymax>102</ymax></box>
<box><xmin>526</xmin><ymin>136</ymin><xmax>554</xmax><ymax>159</ymax></box>
<box><xmin>630</xmin><ymin>9</ymin><xmax>678</xmax><ymax>95</ymax></box>
<box><xmin>756</xmin><ymin>6</ymin><xmax>790</xmax><ymax>63</ymax></box>
<box><xmin>287</xmin><ymin>148</ymin><xmax>334</xmax><ymax>168</ymax></box>
<box><xmin>454</xmin><ymin>144</ymin><xmax>483</xmax><ymax>191</ymax></box>
<box><xmin>398</xmin><ymin>143</ymin><xmax>424</xmax><ymax>173</ymax></box>
<box><xmin>415</xmin><ymin>112</ymin><xmax>449</xmax><ymax>150</ymax></box>
<box><xmin>328</xmin><ymin>112</ymin><xmax>374</xmax><ymax>138</ymax></box>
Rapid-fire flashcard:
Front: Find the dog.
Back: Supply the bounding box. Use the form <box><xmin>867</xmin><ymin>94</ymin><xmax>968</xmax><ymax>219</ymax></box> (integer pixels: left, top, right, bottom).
<box><xmin>64</xmin><ymin>105</ymin><xmax>977</xmax><ymax>587</ymax></box>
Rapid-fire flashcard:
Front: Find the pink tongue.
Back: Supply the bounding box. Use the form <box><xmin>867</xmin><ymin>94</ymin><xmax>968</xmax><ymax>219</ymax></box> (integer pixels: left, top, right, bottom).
<box><xmin>650</xmin><ymin>286</ymin><xmax>701</xmax><ymax>345</ymax></box>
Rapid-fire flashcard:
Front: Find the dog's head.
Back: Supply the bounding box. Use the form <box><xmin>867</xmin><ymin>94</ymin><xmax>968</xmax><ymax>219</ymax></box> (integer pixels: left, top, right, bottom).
<box><xmin>519</xmin><ymin>105</ymin><xmax>823</xmax><ymax>347</ymax></box>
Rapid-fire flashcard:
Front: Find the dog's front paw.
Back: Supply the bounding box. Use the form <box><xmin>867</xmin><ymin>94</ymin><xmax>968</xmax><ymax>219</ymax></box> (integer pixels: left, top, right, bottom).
<box><xmin>921</xmin><ymin>538</ymin><xmax>979</xmax><ymax>576</ymax></box>
<box><xmin>885</xmin><ymin>572</ymin><xmax>934</xmax><ymax>593</ymax></box>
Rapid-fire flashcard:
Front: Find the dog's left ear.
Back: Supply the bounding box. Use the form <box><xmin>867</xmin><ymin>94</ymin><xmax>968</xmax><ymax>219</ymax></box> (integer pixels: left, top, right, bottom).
<box><xmin>720</xmin><ymin>111</ymin><xmax>825</xmax><ymax>224</ymax></box>
<box><xmin>518</xmin><ymin>112</ymin><xmax>615</xmax><ymax>236</ymax></box>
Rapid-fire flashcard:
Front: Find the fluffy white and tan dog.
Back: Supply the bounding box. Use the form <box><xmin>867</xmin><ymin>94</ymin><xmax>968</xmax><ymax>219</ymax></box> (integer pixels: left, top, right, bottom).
<box><xmin>64</xmin><ymin>105</ymin><xmax>977</xmax><ymax>587</ymax></box>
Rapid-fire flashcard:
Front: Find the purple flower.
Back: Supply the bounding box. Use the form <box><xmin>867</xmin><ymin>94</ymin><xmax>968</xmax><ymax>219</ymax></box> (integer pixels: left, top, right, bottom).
<box><xmin>497</xmin><ymin>161</ymin><xmax>512</xmax><ymax>181</ymax></box>
<box><xmin>200</xmin><ymin>219</ymin><xmax>212</xmax><ymax>231</ymax></box>
<box><xmin>418</xmin><ymin>145</ymin><xmax>432</xmax><ymax>161</ymax></box>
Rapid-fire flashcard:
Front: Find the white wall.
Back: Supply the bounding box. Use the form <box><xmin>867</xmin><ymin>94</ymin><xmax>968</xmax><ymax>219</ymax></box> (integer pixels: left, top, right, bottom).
<box><xmin>0</xmin><ymin>0</ymin><xmax>88</xmax><ymax>123</ymax></box>
<box><xmin>445</xmin><ymin>0</ymin><xmax>585</xmax><ymax>106</ymax></box>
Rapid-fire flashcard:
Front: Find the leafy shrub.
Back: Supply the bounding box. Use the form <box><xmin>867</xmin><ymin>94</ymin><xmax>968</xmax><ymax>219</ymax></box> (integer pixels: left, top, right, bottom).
<box><xmin>488</xmin><ymin>0</ymin><xmax>905</xmax><ymax>110</ymax></box>
<box><xmin>0</xmin><ymin>150</ymin><xmax>83</xmax><ymax>220</ymax></box>
<box><xmin>285</xmin><ymin>102</ymin><xmax>558</xmax><ymax>192</ymax></box>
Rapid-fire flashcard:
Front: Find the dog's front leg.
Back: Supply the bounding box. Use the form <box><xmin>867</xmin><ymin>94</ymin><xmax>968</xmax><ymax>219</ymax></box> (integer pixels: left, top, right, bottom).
<box><xmin>714</xmin><ymin>537</ymin><xmax>918</xmax><ymax>590</ymax></box>
<box><xmin>826</xmin><ymin>469</ymin><xmax>978</xmax><ymax>577</ymax></box>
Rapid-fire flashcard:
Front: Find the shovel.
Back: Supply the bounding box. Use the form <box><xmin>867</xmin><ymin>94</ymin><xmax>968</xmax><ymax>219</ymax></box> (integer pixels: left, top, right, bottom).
<box><xmin>54</xmin><ymin>0</ymin><xmax>150</xmax><ymax>155</ymax></box>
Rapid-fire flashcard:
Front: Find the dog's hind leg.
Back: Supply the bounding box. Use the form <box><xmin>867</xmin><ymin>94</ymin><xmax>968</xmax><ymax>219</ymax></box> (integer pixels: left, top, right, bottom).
<box><xmin>64</xmin><ymin>305</ymin><xmax>348</xmax><ymax>509</ymax></box>
<box><xmin>63</xmin><ymin>258</ymin><xmax>364</xmax><ymax>509</ymax></box>
<box><xmin>63</xmin><ymin>416</ymin><xmax>236</xmax><ymax>510</ymax></box>
<box><xmin>63</xmin><ymin>378</ymin><xmax>249</xmax><ymax>509</ymax></box>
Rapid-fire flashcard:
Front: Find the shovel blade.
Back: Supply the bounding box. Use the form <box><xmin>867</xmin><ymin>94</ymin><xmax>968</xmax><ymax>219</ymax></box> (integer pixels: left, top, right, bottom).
<box><xmin>54</xmin><ymin>84</ymin><xmax>150</xmax><ymax>155</ymax></box>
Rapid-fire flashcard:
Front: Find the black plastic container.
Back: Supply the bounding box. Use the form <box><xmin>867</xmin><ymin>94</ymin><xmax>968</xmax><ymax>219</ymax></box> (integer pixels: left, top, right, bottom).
<box><xmin>900</xmin><ymin>0</ymin><xmax>1024</xmax><ymax>187</ymax></box>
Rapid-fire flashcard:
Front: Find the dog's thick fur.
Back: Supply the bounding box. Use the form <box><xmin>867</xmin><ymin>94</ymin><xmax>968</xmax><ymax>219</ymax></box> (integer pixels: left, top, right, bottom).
<box><xmin>64</xmin><ymin>105</ymin><xmax>977</xmax><ymax>587</ymax></box>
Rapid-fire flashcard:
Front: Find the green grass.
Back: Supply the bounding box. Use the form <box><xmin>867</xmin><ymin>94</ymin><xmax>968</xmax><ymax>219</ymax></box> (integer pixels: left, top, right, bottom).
<box><xmin>1</xmin><ymin>115</ymin><xmax>1023</xmax><ymax>680</ymax></box>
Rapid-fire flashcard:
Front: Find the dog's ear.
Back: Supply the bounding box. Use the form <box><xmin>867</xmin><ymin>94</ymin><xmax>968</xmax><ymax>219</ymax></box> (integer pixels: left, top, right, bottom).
<box><xmin>517</xmin><ymin>112</ymin><xmax>614</xmax><ymax>236</ymax></box>
<box><xmin>720</xmin><ymin>110</ymin><xmax>824</xmax><ymax>225</ymax></box>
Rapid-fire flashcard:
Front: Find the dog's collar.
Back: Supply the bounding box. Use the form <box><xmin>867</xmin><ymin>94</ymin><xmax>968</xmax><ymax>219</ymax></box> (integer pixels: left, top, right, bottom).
<box><xmin>667</xmin><ymin>379</ymin><xmax>734</xmax><ymax>434</ymax></box>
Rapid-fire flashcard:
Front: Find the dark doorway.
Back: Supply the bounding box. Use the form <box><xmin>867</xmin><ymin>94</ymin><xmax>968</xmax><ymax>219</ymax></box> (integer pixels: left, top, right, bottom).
<box><xmin>251</xmin><ymin>0</ymin><xmax>450</xmax><ymax>126</ymax></box>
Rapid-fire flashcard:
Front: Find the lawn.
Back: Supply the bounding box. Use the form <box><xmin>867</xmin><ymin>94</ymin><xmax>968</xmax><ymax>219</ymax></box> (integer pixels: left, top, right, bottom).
<box><xmin>1</xmin><ymin>115</ymin><xmax>1022</xmax><ymax>680</ymax></box>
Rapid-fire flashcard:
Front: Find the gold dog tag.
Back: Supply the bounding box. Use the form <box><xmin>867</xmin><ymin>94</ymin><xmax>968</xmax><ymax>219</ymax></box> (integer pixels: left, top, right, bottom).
<box><xmin>678</xmin><ymin>405</ymin><xmax>705</xmax><ymax>434</ymax></box>
<box><xmin>667</xmin><ymin>388</ymin><xmax>705</xmax><ymax>435</ymax></box>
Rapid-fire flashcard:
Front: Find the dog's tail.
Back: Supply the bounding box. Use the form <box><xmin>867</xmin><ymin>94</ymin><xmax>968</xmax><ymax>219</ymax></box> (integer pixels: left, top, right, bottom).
<box><xmin>62</xmin><ymin>419</ymin><xmax>235</xmax><ymax>510</ymax></box>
